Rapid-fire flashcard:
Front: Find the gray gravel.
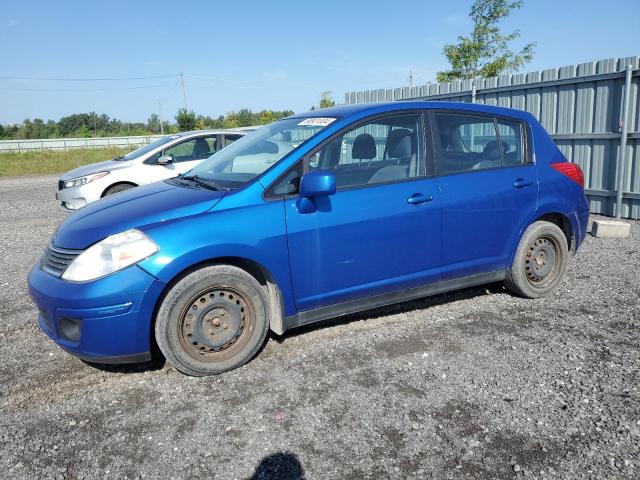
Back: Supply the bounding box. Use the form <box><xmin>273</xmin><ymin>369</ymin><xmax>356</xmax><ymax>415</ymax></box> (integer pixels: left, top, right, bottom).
<box><xmin>0</xmin><ymin>175</ymin><xmax>638</xmax><ymax>479</ymax></box>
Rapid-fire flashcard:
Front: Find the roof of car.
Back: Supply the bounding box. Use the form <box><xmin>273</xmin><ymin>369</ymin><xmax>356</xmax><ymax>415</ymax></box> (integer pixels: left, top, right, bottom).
<box><xmin>176</xmin><ymin>129</ymin><xmax>251</xmax><ymax>137</ymax></box>
<box><xmin>288</xmin><ymin>101</ymin><xmax>533</xmax><ymax>121</ymax></box>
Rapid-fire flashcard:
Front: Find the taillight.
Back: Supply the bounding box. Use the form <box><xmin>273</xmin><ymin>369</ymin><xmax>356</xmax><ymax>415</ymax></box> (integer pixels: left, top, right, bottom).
<box><xmin>551</xmin><ymin>162</ymin><xmax>584</xmax><ymax>188</ymax></box>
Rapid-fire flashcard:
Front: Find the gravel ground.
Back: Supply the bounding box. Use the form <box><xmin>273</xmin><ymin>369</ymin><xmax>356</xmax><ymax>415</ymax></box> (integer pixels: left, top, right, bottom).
<box><xmin>0</xmin><ymin>175</ymin><xmax>638</xmax><ymax>479</ymax></box>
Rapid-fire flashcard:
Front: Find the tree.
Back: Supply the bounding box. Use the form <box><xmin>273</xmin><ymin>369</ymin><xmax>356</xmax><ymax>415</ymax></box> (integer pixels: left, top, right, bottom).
<box><xmin>258</xmin><ymin>110</ymin><xmax>278</xmax><ymax>125</ymax></box>
<box><xmin>436</xmin><ymin>0</ymin><xmax>535</xmax><ymax>83</ymax></box>
<box><xmin>147</xmin><ymin>114</ymin><xmax>161</xmax><ymax>133</ymax></box>
<box><xmin>222</xmin><ymin>112</ymin><xmax>239</xmax><ymax>129</ymax></box>
<box><xmin>319</xmin><ymin>91</ymin><xmax>335</xmax><ymax>108</ymax></box>
<box><xmin>236</xmin><ymin>108</ymin><xmax>254</xmax><ymax>127</ymax></box>
<box><xmin>175</xmin><ymin>108</ymin><xmax>196</xmax><ymax>131</ymax></box>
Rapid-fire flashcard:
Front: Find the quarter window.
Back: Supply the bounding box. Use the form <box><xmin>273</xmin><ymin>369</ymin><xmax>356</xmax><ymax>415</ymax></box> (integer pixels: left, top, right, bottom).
<box><xmin>434</xmin><ymin>113</ymin><xmax>524</xmax><ymax>175</ymax></box>
<box><xmin>308</xmin><ymin>114</ymin><xmax>425</xmax><ymax>189</ymax></box>
<box><xmin>496</xmin><ymin>119</ymin><xmax>523</xmax><ymax>167</ymax></box>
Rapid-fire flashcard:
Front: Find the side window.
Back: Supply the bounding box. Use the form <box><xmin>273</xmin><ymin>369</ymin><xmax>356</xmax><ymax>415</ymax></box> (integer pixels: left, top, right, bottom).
<box><xmin>164</xmin><ymin>137</ymin><xmax>215</xmax><ymax>162</ymax></box>
<box><xmin>145</xmin><ymin>152</ymin><xmax>161</xmax><ymax>164</ymax></box>
<box><xmin>434</xmin><ymin>113</ymin><xmax>500</xmax><ymax>174</ymax></box>
<box><xmin>496</xmin><ymin>119</ymin><xmax>523</xmax><ymax>166</ymax></box>
<box><xmin>270</xmin><ymin>162</ymin><xmax>303</xmax><ymax>196</ymax></box>
<box><xmin>434</xmin><ymin>113</ymin><xmax>526</xmax><ymax>175</ymax></box>
<box><xmin>224</xmin><ymin>134</ymin><xmax>242</xmax><ymax>147</ymax></box>
<box><xmin>205</xmin><ymin>136</ymin><xmax>218</xmax><ymax>154</ymax></box>
<box><xmin>308</xmin><ymin>113</ymin><xmax>425</xmax><ymax>189</ymax></box>
<box><xmin>164</xmin><ymin>139</ymin><xmax>196</xmax><ymax>162</ymax></box>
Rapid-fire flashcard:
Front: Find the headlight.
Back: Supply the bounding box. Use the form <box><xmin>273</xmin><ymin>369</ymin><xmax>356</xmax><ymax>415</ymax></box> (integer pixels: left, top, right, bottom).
<box><xmin>62</xmin><ymin>229</ymin><xmax>158</xmax><ymax>282</ymax></box>
<box><xmin>63</xmin><ymin>171</ymin><xmax>109</xmax><ymax>189</ymax></box>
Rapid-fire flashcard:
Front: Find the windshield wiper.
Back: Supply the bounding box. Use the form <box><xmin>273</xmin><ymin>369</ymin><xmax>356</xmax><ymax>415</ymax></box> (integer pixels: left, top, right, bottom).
<box><xmin>113</xmin><ymin>156</ymin><xmax>125</xmax><ymax>161</ymax></box>
<box><xmin>181</xmin><ymin>174</ymin><xmax>225</xmax><ymax>191</ymax></box>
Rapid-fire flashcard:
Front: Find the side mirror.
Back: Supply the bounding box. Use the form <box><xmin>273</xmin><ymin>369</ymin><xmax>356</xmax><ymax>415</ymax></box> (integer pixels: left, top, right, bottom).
<box><xmin>297</xmin><ymin>170</ymin><xmax>336</xmax><ymax>214</ymax></box>
<box><xmin>157</xmin><ymin>154</ymin><xmax>173</xmax><ymax>165</ymax></box>
<box><xmin>299</xmin><ymin>170</ymin><xmax>336</xmax><ymax>198</ymax></box>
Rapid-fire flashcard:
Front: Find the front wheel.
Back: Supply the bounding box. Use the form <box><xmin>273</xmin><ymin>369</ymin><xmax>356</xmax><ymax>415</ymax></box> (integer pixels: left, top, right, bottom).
<box><xmin>505</xmin><ymin>221</ymin><xmax>569</xmax><ymax>299</ymax></box>
<box><xmin>155</xmin><ymin>265</ymin><xmax>270</xmax><ymax>376</ymax></box>
<box><xmin>104</xmin><ymin>183</ymin><xmax>135</xmax><ymax>196</ymax></box>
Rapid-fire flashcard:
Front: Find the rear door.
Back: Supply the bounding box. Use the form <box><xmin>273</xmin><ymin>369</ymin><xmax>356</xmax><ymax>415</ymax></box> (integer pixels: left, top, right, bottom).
<box><xmin>278</xmin><ymin>112</ymin><xmax>442</xmax><ymax>312</ymax></box>
<box><xmin>431</xmin><ymin>111</ymin><xmax>538</xmax><ymax>280</ymax></box>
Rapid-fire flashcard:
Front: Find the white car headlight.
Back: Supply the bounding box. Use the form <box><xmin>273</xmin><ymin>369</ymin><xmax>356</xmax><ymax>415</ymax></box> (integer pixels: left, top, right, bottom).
<box><xmin>63</xmin><ymin>171</ymin><xmax>109</xmax><ymax>189</ymax></box>
<box><xmin>62</xmin><ymin>229</ymin><xmax>158</xmax><ymax>282</ymax></box>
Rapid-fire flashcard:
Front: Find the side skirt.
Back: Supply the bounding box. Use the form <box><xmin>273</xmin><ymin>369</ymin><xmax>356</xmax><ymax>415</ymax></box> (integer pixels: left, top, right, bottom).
<box><xmin>284</xmin><ymin>270</ymin><xmax>506</xmax><ymax>331</ymax></box>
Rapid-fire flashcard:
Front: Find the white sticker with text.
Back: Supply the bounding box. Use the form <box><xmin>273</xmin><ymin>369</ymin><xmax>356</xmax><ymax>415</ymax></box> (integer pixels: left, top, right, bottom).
<box><xmin>298</xmin><ymin>117</ymin><xmax>336</xmax><ymax>127</ymax></box>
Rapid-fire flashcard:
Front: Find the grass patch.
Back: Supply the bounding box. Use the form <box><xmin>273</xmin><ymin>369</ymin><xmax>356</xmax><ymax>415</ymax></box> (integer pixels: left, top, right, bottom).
<box><xmin>0</xmin><ymin>148</ymin><xmax>131</xmax><ymax>177</ymax></box>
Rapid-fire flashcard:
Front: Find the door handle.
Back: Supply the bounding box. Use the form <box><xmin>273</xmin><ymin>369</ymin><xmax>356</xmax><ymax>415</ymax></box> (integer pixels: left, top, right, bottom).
<box><xmin>513</xmin><ymin>178</ymin><xmax>533</xmax><ymax>188</ymax></box>
<box><xmin>407</xmin><ymin>193</ymin><xmax>433</xmax><ymax>205</ymax></box>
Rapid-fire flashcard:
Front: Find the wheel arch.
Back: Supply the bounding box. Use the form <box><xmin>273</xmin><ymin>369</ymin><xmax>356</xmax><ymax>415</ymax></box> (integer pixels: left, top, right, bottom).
<box><xmin>509</xmin><ymin>206</ymin><xmax>578</xmax><ymax>267</ymax></box>
<box><xmin>535</xmin><ymin>213</ymin><xmax>573</xmax><ymax>251</ymax></box>
<box><xmin>149</xmin><ymin>256</ymin><xmax>287</xmax><ymax>356</ymax></box>
<box><xmin>101</xmin><ymin>181</ymin><xmax>138</xmax><ymax>197</ymax></box>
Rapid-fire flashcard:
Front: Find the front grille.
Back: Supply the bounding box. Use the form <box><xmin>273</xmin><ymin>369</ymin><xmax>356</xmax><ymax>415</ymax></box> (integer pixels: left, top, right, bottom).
<box><xmin>58</xmin><ymin>180</ymin><xmax>64</xmax><ymax>190</ymax></box>
<box><xmin>41</xmin><ymin>245</ymin><xmax>81</xmax><ymax>278</ymax></box>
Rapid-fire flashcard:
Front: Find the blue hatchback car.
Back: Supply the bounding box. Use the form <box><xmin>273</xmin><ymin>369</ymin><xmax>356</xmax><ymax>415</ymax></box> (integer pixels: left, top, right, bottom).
<box><xmin>28</xmin><ymin>102</ymin><xmax>589</xmax><ymax>375</ymax></box>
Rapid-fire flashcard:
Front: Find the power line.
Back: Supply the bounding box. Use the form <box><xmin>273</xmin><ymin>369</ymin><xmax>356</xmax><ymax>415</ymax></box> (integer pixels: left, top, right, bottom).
<box><xmin>0</xmin><ymin>74</ymin><xmax>179</xmax><ymax>82</ymax></box>
<box><xmin>0</xmin><ymin>83</ymin><xmax>178</xmax><ymax>92</ymax></box>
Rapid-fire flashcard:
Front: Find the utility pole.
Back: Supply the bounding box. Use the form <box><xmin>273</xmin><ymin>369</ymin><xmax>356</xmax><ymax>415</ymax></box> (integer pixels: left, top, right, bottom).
<box><xmin>158</xmin><ymin>102</ymin><xmax>164</xmax><ymax>135</ymax></box>
<box><xmin>180</xmin><ymin>72</ymin><xmax>188</xmax><ymax>110</ymax></box>
<box><xmin>408</xmin><ymin>70</ymin><xmax>414</xmax><ymax>88</ymax></box>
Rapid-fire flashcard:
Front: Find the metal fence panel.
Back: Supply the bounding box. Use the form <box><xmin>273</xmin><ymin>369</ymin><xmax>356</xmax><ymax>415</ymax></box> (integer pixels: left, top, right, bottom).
<box><xmin>344</xmin><ymin>56</ymin><xmax>640</xmax><ymax>219</ymax></box>
<box><xmin>0</xmin><ymin>135</ymin><xmax>164</xmax><ymax>153</ymax></box>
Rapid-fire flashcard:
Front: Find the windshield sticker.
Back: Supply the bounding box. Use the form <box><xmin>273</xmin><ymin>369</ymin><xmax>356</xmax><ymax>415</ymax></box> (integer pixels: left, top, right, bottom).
<box><xmin>298</xmin><ymin>117</ymin><xmax>336</xmax><ymax>127</ymax></box>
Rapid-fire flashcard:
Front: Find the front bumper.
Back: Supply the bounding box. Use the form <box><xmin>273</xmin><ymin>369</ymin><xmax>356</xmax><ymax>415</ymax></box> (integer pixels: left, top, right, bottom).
<box><xmin>28</xmin><ymin>263</ymin><xmax>165</xmax><ymax>363</ymax></box>
<box><xmin>56</xmin><ymin>181</ymin><xmax>103</xmax><ymax>211</ymax></box>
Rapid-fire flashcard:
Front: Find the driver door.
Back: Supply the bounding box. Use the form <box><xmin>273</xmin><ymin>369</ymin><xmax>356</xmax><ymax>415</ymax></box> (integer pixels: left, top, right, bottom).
<box><xmin>282</xmin><ymin>112</ymin><xmax>442</xmax><ymax>312</ymax></box>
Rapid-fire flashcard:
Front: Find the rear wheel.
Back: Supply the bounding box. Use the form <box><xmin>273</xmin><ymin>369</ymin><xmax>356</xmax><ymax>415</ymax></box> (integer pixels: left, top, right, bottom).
<box><xmin>104</xmin><ymin>183</ymin><xmax>135</xmax><ymax>196</ymax></box>
<box><xmin>155</xmin><ymin>265</ymin><xmax>270</xmax><ymax>376</ymax></box>
<box><xmin>505</xmin><ymin>221</ymin><xmax>568</xmax><ymax>298</ymax></box>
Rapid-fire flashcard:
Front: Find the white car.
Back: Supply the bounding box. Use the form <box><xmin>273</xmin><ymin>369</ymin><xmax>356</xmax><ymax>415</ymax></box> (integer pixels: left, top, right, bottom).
<box><xmin>57</xmin><ymin>129</ymin><xmax>248</xmax><ymax>211</ymax></box>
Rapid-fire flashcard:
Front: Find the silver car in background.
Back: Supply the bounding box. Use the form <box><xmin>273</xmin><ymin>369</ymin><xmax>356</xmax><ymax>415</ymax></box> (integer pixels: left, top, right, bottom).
<box><xmin>57</xmin><ymin>129</ymin><xmax>249</xmax><ymax>211</ymax></box>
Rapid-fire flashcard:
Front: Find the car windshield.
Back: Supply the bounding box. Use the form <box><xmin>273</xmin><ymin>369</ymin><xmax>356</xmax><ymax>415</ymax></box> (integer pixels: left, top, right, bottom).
<box><xmin>184</xmin><ymin>117</ymin><xmax>335</xmax><ymax>188</ymax></box>
<box><xmin>118</xmin><ymin>135</ymin><xmax>181</xmax><ymax>160</ymax></box>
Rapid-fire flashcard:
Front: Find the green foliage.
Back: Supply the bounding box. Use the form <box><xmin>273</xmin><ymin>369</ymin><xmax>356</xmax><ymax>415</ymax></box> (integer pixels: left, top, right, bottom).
<box><xmin>0</xmin><ymin>147</ymin><xmax>130</xmax><ymax>177</ymax></box>
<box><xmin>436</xmin><ymin>0</ymin><xmax>535</xmax><ymax>83</ymax></box>
<box><xmin>0</xmin><ymin>108</ymin><xmax>295</xmax><ymax>141</ymax></box>
<box><xmin>146</xmin><ymin>114</ymin><xmax>161</xmax><ymax>133</ymax></box>
<box><xmin>175</xmin><ymin>108</ymin><xmax>197</xmax><ymax>131</ymax></box>
<box><xmin>319</xmin><ymin>91</ymin><xmax>336</xmax><ymax>109</ymax></box>
<box><xmin>223</xmin><ymin>112</ymin><xmax>240</xmax><ymax>129</ymax></box>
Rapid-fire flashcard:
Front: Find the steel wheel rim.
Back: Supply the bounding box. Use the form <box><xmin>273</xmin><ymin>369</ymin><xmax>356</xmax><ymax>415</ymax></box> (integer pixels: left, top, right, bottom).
<box><xmin>524</xmin><ymin>235</ymin><xmax>561</xmax><ymax>288</ymax></box>
<box><xmin>178</xmin><ymin>286</ymin><xmax>255</xmax><ymax>362</ymax></box>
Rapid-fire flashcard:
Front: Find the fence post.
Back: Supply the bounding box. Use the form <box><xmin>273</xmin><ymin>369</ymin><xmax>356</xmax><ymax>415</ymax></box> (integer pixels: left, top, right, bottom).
<box><xmin>616</xmin><ymin>64</ymin><xmax>633</xmax><ymax>219</ymax></box>
<box><xmin>471</xmin><ymin>79</ymin><xmax>477</xmax><ymax>104</ymax></box>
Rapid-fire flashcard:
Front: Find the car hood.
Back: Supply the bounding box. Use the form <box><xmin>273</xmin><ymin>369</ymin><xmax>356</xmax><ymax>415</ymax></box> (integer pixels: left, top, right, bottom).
<box><xmin>53</xmin><ymin>181</ymin><xmax>226</xmax><ymax>249</ymax></box>
<box><xmin>60</xmin><ymin>158</ymin><xmax>132</xmax><ymax>180</ymax></box>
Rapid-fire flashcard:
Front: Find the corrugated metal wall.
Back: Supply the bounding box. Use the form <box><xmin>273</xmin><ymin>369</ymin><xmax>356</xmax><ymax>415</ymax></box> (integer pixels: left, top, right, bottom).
<box><xmin>344</xmin><ymin>56</ymin><xmax>640</xmax><ymax>219</ymax></box>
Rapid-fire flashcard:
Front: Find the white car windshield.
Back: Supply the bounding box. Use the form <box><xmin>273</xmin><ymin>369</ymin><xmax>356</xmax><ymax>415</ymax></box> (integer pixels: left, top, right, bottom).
<box><xmin>183</xmin><ymin>118</ymin><xmax>334</xmax><ymax>188</ymax></box>
<box><xmin>117</xmin><ymin>135</ymin><xmax>181</xmax><ymax>161</ymax></box>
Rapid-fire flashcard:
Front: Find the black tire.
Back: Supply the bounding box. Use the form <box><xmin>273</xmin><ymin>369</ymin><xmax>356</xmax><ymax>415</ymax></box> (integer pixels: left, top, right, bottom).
<box><xmin>505</xmin><ymin>221</ymin><xmax>569</xmax><ymax>299</ymax></box>
<box><xmin>103</xmin><ymin>183</ymin><xmax>135</xmax><ymax>196</ymax></box>
<box><xmin>155</xmin><ymin>265</ymin><xmax>270</xmax><ymax>376</ymax></box>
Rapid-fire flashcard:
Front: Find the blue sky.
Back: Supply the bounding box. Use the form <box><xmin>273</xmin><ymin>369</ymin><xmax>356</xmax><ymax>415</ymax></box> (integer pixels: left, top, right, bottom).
<box><xmin>0</xmin><ymin>0</ymin><xmax>638</xmax><ymax>123</ymax></box>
